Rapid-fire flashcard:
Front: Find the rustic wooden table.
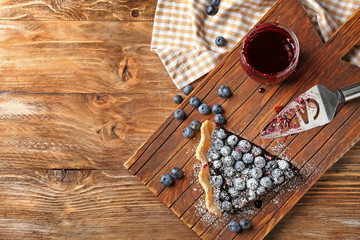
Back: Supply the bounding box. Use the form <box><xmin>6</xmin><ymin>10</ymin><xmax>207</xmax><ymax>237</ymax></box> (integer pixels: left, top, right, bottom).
<box><xmin>0</xmin><ymin>1</ymin><xmax>358</xmax><ymax>239</ymax></box>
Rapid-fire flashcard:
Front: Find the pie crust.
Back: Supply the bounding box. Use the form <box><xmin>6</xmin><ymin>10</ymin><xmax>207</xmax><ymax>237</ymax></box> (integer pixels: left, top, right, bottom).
<box><xmin>196</xmin><ymin>120</ymin><xmax>222</xmax><ymax>217</ymax></box>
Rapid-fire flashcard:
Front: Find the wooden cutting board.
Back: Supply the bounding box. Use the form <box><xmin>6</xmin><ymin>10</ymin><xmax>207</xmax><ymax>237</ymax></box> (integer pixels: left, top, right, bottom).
<box><xmin>125</xmin><ymin>0</ymin><xmax>360</xmax><ymax>238</ymax></box>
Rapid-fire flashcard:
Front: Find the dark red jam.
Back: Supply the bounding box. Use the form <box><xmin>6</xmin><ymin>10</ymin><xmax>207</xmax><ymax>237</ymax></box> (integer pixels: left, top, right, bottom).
<box><xmin>245</xmin><ymin>28</ymin><xmax>295</xmax><ymax>74</ymax></box>
<box><xmin>240</xmin><ymin>23</ymin><xmax>299</xmax><ymax>85</ymax></box>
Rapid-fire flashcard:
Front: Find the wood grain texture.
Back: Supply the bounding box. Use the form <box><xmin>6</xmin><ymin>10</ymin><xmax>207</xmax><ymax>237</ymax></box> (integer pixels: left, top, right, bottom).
<box><xmin>125</xmin><ymin>0</ymin><xmax>360</xmax><ymax>239</ymax></box>
<box><xmin>0</xmin><ymin>0</ymin><xmax>156</xmax><ymax>21</ymax></box>
<box><xmin>0</xmin><ymin>93</ymin><xmax>175</xmax><ymax>169</ymax></box>
<box><xmin>0</xmin><ymin>21</ymin><xmax>176</xmax><ymax>93</ymax></box>
<box><xmin>0</xmin><ymin>0</ymin><xmax>358</xmax><ymax>239</ymax></box>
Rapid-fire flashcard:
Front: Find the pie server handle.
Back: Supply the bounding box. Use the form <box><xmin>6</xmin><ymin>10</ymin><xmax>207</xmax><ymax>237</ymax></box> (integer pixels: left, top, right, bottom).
<box><xmin>336</xmin><ymin>83</ymin><xmax>360</xmax><ymax>103</ymax></box>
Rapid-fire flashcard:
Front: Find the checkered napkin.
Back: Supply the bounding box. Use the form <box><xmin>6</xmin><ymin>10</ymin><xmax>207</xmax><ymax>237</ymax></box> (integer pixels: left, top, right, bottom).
<box><xmin>151</xmin><ymin>0</ymin><xmax>360</xmax><ymax>89</ymax></box>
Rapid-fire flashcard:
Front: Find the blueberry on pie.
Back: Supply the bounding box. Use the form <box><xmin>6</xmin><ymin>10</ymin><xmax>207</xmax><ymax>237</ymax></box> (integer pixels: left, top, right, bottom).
<box><xmin>196</xmin><ymin>120</ymin><xmax>296</xmax><ymax>217</ymax></box>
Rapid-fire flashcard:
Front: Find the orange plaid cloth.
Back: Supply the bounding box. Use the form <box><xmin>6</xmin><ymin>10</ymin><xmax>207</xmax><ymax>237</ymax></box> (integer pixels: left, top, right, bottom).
<box><xmin>151</xmin><ymin>0</ymin><xmax>360</xmax><ymax>89</ymax></box>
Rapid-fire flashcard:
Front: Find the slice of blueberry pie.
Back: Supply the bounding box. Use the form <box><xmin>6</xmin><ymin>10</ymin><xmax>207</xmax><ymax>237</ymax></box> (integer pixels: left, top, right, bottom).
<box><xmin>196</xmin><ymin>120</ymin><xmax>296</xmax><ymax>217</ymax></box>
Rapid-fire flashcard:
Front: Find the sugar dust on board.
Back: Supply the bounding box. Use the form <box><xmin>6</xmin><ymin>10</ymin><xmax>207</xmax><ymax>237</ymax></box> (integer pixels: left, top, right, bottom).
<box><xmin>244</xmin><ymin>27</ymin><xmax>295</xmax><ymax>75</ymax></box>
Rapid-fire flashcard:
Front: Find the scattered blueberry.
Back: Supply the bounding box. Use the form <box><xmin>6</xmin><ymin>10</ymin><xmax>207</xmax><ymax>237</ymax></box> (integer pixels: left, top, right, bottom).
<box><xmin>205</xmin><ymin>4</ymin><xmax>218</xmax><ymax>16</ymax></box>
<box><xmin>229</xmin><ymin>220</ymin><xmax>241</xmax><ymax>233</ymax></box>
<box><xmin>174</xmin><ymin>109</ymin><xmax>186</xmax><ymax>120</ymax></box>
<box><xmin>173</xmin><ymin>95</ymin><xmax>183</xmax><ymax>104</ymax></box>
<box><xmin>214</xmin><ymin>114</ymin><xmax>226</xmax><ymax>125</ymax></box>
<box><xmin>190</xmin><ymin>120</ymin><xmax>201</xmax><ymax>131</ymax></box>
<box><xmin>183</xmin><ymin>126</ymin><xmax>195</xmax><ymax>138</ymax></box>
<box><xmin>239</xmin><ymin>219</ymin><xmax>251</xmax><ymax>230</ymax></box>
<box><xmin>215</xmin><ymin>36</ymin><xmax>227</xmax><ymax>47</ymax></box>
<box><xmin>198</xmin><ymin>103</ymin><xmax>210</xmax><ymax>114</ymax></box>
<box><xmin>211</xmin><ymin>0</ymin><xmax>221</xmax><ymax>6</ymax></box>
<box><xmin>171</xmin><ymin>167</ymin><xmax>183</xmax><ymax>179</ymax></box>
<box><xmin>273</xmin><ymin>175</ymin><xmax>285</xmax><ymax>184</ymax></box>
<box><xmin>183</xmin><ymin>85</ymin><xmax>194</xmax><ymax>95</ymax></box>
<box><xmin>218</xmin><ymin>85</ymin><xmax>232</xmax><ymax>98</ymax></box>
<box><xmin>284</xmin><ymin>169</ymin><xmax>295</xmax><ymax>179</ymax></box>
<box><xmin>212</xmin><ymin>104</ymin><xmax>224</xmax><ymax>114</ymax></box>
<box><xmin>189</xmin><ymin>97</ymin><xmax>201</xmax><ymax>107</ymax></box>
<box><xmin>160</xmin><ymin>174</ymin><xmax>174</xmax><ymax>187</ymax></box>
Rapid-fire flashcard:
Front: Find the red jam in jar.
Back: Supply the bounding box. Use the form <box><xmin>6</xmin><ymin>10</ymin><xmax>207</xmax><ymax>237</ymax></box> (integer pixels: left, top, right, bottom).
<box><xmin>240</xmin><ymin>23</ymin><xmax>300</xmax><ymax>85</ymax></box>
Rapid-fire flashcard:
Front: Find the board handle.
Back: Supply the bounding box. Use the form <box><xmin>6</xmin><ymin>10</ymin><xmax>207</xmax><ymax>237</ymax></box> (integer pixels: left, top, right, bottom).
<box><xmin>325</xmin><ymin>9</ymin><xmax>360</xmax><ymax>59</ymax></box>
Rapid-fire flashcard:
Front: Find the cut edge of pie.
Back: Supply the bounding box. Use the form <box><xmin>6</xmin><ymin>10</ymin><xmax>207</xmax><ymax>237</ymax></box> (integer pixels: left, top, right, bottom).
<box><xmin>196</xmin><ymin>120</ymin><xmax>222</xmax><ymax>217</ymax></box>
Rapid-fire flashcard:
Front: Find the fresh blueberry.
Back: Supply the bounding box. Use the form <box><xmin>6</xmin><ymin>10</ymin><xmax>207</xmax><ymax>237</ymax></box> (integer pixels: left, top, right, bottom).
<box><xmin>211</xmin><ymin>0</ymin><xmax>221</xmax><ymax>6</ymax></box>
<box><xmin>246</xmin><ymin>178</ymin><xmax>259</xmax><ymax>190</ymax></box>
<box><xmin>183</xmin><ymin>85</ymin><xmax>194</xmax><ymax>95</ymax></box>
<box><xmin>218</xmin><ymin>85</ymin><xmax>232</xmax><ymax>98</ymax></box>
<box><xmin>212</xmin><ymin>138</ymin><xmax>224</xmax><ymax>150</ymax></box>
<box><xmin>239</xmin><ymin>219</ymin><xmax>251</xmax><ymax>230</ymax></box>
<box><xmin>222</xmin><ymin>156</ymin><xmax>235</xmax><ymax>166</ymax></box>
<box><xmin>212</xmin><ymin>104</ymin><xmax>223</xmax><ymax>114</ymax></box>
<box><xmin>254</xmin><ymin>156</ymin><xmax>266</xmax><ymax>168</ymax></box>
<box><xmin>234</xmin><ymin>161</ymin><xmax>245</xmax><ymax>172</ymax></box>
<box><xmin>190</xmin><ymin>120</ymin><xmax>201</xmax><ymax>131</ymax></box>
<box><xmin>183</xmin><ymin>126</ymin><xmax>195</xmax><ymax>138</ymax></box>
<box><xmin>260</xmin><ymin>176</ymin><xmax>273</xmax><ymax>188</ymax></box>
<box><xmin>160</xmin><ymin>174</ymin><xmax>174</xmax><ymax>187</ymax></box>
<box><xmin>251</xmin><ymin>167</ymin><xmax>263</xmax><ymax>179</ymax></box>
<box><xmin>173</xmin><ymin>95</ymin><xmax>183</xmax><ymax>104</ymax></box>
<box><xmin>272</xmin><ymin>168</ymin><xmax>284</xmax><ymax>178</ymax></box>
<box><xmin>220</xmin><ymin>145</ymin><xmax>232</xmax><ymax>156</ymax></box>
<box><xmin>234</xmin><ymin>178</ymin><xmax>245</xmax><ymax>191</ymax></box>
<box><xmin>251</xmin><ymin>146</ymin><xmax>262</xmax><ymax>156</ymax></box>
<box><xmin>256</xmin><ymin>186</ymin><xmax>266</xmax><ymax>195</ymax></box>
<box><xmin>224</xmin><ymin>166</ymin><xmax>235</xmax><ymax>177</ymax></box>
<box><xmin>278</xmin><ymin>160</ymin><xmax>290</xmax><ymax>170</ymax></box>
<box><xmin>198</xmin><ymin>103</ymin><xmax>210</xmax><ymax>114</ymax></box>
<box><xmin>215</xmin><ymin>128</ymin><xmax>228</xmax><ymax>139</ymax></box>
<box><xmin>214</xmin><ymin>114</ymin><xmax>226</xmax><ymax>125</ymax></box>
<box><xmin>229</xmin><ymin>220</ymin><xmax>241</xmax><ymax>233</ymax></box>
<box><xmin>211</xmin><ymin>175</ymin><xmax>224</xmax><ymax>187</ymax></box>
<box><xmin>231</xmin><ymin>150</ymin><xmax>242</xmax><ymax>161</ymax></box>
<box><xmin>171</xmin><ymin>167</ymin><xmax>183</xmax><ymax>179</ymax></box>
<box><xmin>237</xmin><ymin>140</ymin><xmax>251</xmax><ymax>153</ymax></box>
<box><xmin>212</xmin><ymin>160</ymin><xmax>222</xmax><ymax>169</ymax></box>
<box><xmin>228</xmin><ymin>187</ymin><xmax>239</xmax><ymax>198</ymax></box>
<box><xmin>226</xmin><ymin>135</ymin><xmax>239</xmax><ymax>147</ymax></box>
<box><xmin>174</xmin><ymin>109</ymin><xmax>186</xmax><ymax>120</ymax></box>
<box><xmin>265</xmin><ymin>160</ymin><xmax>278</xmax><ymax>171</ymax></box>
<box><xmin>273</xmin><ymin>175</ymin><xmax>285</xmax><ymax>184</ymax></box>
<box><xmin>247</xmin><ymin>190</ymin><xmax>256</xmax><ymax>201</ymax></box>
<box><xmin>222</xmin><ymin>200</ymin><xmax>232</xmax><ymax>211</ymax></box>
<box><xmin>189</xmin><ymin>97</ymin><xmax>201</xmax><ymax>107</ymax></box>
<box><xmin>205</xmin><ymin>4</ymin><xmax>218</xmax><ymax>16</ymax></box>
<box><xmin>242</xmin><ymin>153</ymin><xmax>254</xmax><ymax>164</ymax></box>
<box><xmin>215</xmin><ymin>36</ymin><xmax>227</xmax><ymax>47</ymax></box>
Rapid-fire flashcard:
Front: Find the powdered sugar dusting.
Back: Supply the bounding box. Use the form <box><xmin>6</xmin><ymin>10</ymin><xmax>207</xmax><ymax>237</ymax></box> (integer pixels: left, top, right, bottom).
<box><xmin>190</xmin><ymin>161</ymin><xmax>202</xmax><ymax>184</ymax></box>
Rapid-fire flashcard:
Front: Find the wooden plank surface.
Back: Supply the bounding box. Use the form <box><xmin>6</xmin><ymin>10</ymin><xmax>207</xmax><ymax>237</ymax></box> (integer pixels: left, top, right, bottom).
<box><xmin>125</xmin><ymin>0</ymin><xmax>360</xmax><ymax>239</ymax></box>
<box><xmin>0</xmin><ymin>0</ymin><xmax>358</xmax><ymax>239</ymax></box>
